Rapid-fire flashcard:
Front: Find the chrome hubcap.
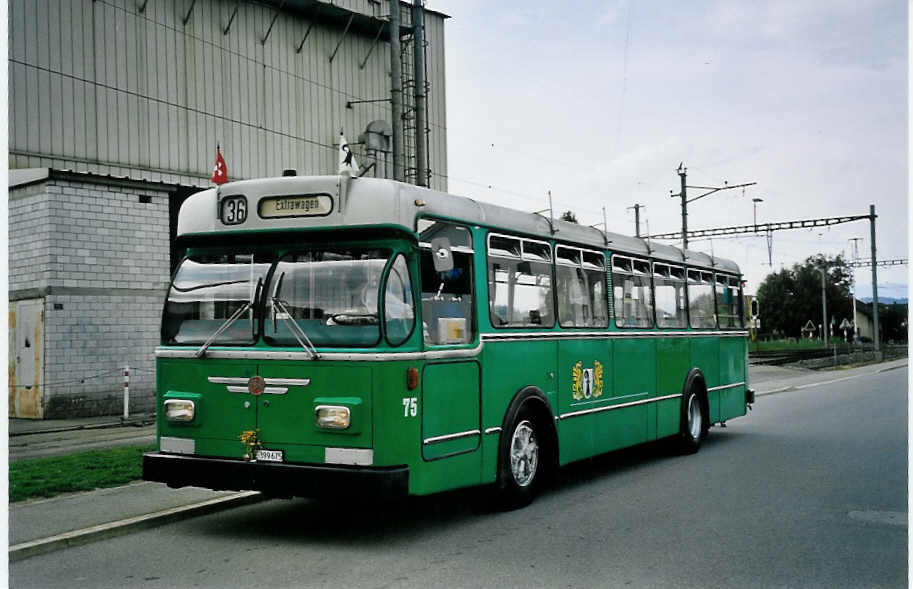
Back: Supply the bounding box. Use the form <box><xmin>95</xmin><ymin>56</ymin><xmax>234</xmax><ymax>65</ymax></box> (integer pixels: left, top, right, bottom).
<box><xmin>688</xmin><ymin>395</ymin><xmax>702</xmax><ymax>440</ymax></box>
<box><xmin>510</xmin><ymin>420</ymin><xmax>539</xmax><ymax>487</ymax></box>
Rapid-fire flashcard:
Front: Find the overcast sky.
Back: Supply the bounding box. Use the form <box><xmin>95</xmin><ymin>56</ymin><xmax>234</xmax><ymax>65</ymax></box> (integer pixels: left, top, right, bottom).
<box><xmin>425</xmin><ymin>0</ymin><xmax>908</xmax><ymax>301</ymax></box>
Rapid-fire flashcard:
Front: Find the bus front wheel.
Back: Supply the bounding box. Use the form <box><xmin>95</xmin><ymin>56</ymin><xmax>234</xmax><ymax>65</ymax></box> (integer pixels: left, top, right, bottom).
<box><xmin>496</xmin><ymin>408</ymin><xmax>543</xmax><ymax>509</ymax></box>
<box><xmin>675</xmin><ymin>388</ymin><xmax>707</xmax><ymax>455</ymax></box>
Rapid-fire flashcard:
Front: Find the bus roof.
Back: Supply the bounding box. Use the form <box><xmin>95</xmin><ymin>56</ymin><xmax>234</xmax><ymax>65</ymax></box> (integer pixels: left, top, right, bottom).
<box><xmin>178</xmin><ymin>175</ymin><xmax>741</xmax><ymax>275</ymax></box>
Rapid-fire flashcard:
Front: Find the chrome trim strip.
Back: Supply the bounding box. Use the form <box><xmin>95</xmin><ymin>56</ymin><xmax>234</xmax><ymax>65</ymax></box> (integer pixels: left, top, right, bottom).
<box><xmin>482</xmin><ymin>331</ymin><xmax>748</xmax><ymax>342</ymax></box>
<box><xmin>707</xmin><ymin>381</ymin><xmax>746</xmax><ymax>392</ymax></box>
<box><xmin>559</xmin><ymin>393</ymin><xmax>682</xmax><ymax>420</ymax></box>
<box><xmin>265</xmin><ymin>378</ymin><xmax>310</xmax><ymax>386</ymax></box>
<box><xmin>158</xmin><ymin>341</ymin><xmax>483</xmax><ymax>361</ymax></box>
<box><xmin>208</xmin><ymin>377</ymin><xmax>249</xmax><ymax>385</ymax></box>
<box><xmin>225</xmin><ymin>385</ymin><xmax>288</xmax><ymax>395</ymax></box>
<box><xmin>159</xmin><ymin>329</ymin><xmax>746</xmax><ymax>360</ymax></box>
<box><xmin>484</xmin><ymin>427</ymin><xmax>502</xmax><ymax>435</ymax></box>
<box><xmin>423</xmin><ymin>429</ymin><xmax>481</xmax><ymax>446</ymax></box>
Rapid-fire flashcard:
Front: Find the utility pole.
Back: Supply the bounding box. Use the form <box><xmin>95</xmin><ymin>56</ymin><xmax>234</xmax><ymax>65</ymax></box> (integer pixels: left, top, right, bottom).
<box><xmin>848</xmin><ymin>237</ymin><xmax>863</xmax><ymax>344</ymax></box>
<box><xmin>627</xmin><ymin>203</ymin><xmax>644</xmax><ymax>237</ymax></box>
<box><xmin>389</xmin><ymin>0</ymin><xmax>404</xmax><ymax>182</ymax></box>
<box><xmin>816</xmin><ymin>267</ymin><xmax>828</xmax><ymax>348</ymax></box>
<box><xmin>670</xmin><ymin>163</ymin><xmax>756</xmax><ymax>250</ymax></box>
<box><xmin>411</xmin><ymin>0</ymin><xmax>428</xmax><ymax>186</ymax></box>
<box><xmin>869</xmin><ymin>204</ymin><xmax>880</xmax><ymax>351</ymax></box>
<box><xmin>752</xmin><ymin>197</ymin><xmax>764</xmax><ymax>233</ymax></box>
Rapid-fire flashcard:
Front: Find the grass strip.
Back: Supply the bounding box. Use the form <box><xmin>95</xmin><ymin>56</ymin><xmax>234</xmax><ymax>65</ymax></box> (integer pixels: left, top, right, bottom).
<box><xmin>10</xmin><ymin>444</ymin><xmax>155</xmax><ymax>503</ymax></box>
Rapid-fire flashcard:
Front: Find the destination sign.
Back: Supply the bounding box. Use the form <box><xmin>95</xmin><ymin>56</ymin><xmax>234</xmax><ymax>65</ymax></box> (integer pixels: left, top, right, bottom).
<box><xmin>259</xmin><ymin>194</ymin><xmax>333</xmax><ymax>218</ymax></box>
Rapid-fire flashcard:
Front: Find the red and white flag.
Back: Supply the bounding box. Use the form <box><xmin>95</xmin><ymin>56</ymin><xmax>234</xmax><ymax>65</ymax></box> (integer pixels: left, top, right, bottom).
<box><xmin>211</xmin><ymin>145</ymin><xmax>228</xmax><ymax>185</ymax></box>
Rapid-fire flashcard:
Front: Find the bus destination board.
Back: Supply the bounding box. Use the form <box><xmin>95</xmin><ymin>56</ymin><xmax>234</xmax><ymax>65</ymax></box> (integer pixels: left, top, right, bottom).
<box><xmin>259</xmin><ymin>194</ymin><xmax>333</xmax><ymax>218</ymax></box>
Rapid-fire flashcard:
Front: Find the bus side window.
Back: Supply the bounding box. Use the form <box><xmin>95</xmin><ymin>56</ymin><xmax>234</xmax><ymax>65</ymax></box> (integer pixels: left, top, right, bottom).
<box><xmin>687</xmin><ymin>269</ymin><xmax>717</xmax><ymax>328</ymax></box>
<box><xmin>487</xmin><ymin>235</ymin><xmax>553</xmax><ymax>328</ymax></box>
<box><xmin>612</xmin><ymin>255</ymin><xmax>653</xmax><ymax>328</ymax></box>
<box><xmin>418</xmin><ymin>222</ymin><xmax>475</xmax><ymax>345</ymax></box>
<box><xmin>557</xmin><ymin>246</ymin><xmax>607</xmax><ymax>328</ymax></box>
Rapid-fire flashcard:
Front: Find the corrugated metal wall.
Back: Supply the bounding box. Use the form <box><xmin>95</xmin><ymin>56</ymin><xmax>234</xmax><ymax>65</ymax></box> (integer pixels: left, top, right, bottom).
<box><xmin>8</xmin><ymin>0</ymin><xmax>448</xmax><ymax>191</ymax></box>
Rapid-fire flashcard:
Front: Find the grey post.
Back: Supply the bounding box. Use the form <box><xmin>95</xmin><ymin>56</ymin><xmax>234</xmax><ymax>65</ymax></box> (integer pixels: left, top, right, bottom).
<box><xmin>679</xmin><ymin>166</ymin><xmax>688</xmax><ymax>249</ymax></box>
<box><xmin>412</xmin><ymin>0</ymin><xmax>428</xmax><ymax>186</ymax></box>
<box><xmin>816</xmin><ymin>267</ymin><xmax>828</xmax><ymax>348</ymax></box>
<box><xmin>390</xmin><ymin>0</ymin><xmax>404</xmax><ymax>182</ymax></box>
<box><xmin>869</xmin><ymin>204</ymin><xmax>880</xmax><ymax>351</ymax></box>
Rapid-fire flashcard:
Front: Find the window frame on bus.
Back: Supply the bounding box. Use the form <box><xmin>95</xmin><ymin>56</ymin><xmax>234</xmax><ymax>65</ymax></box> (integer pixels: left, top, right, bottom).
<box><xmin>382</xmin><ymin>252</ymin><xmax>417</xmax><ymax>347</ymax></box>
<box><xmin>416</xmin><ymin>218</ymin><xmax>477</xmax><ymax>346</ymax></box>
<box><xmin>686</xmin><ymin>268</ymin><xmax>717</xmax><ymax>329</ymax></box>
<box><xmin>611</xmin><ymin>254</ymin><xmax>655</xmax><ymax>329</ymax></box>
<box><xmin>555</xmin><ymin>244</ymin><xmax>608</xmax><ymax>329</ymax></box>
<box><xmin>486</xmin><ymin>232</ymin><xmax>555</xmax><ymax>329</ymax></box>
<box><xmin>653</xmin><ymin>261</ymin><xmax>688</xmax><ymax>329</ymax></box>
<box><xmin>712</xmin><ymin>273</ymin><xmax>745</xmax><ymax>329</ymax></box>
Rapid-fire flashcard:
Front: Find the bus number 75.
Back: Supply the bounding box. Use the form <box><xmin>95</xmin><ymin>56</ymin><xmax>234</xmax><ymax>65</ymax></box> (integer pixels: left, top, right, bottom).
<box><xmin>402</xmin><ymin>397</ymin><xmax>417</xmax><ymax>417</ymax></box>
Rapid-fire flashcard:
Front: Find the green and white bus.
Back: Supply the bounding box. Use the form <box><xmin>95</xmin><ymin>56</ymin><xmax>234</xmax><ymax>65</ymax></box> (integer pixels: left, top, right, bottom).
<box><xmin>143</xmin><ymin>174</ymin><xmax>752</xmax><ymax>507</ymax></box>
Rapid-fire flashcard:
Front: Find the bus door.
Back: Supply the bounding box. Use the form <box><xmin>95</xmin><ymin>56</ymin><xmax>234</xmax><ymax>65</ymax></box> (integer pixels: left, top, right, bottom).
<box><xmin>555</xmin><ymin>246</ymin><xmax>612</xmax><ymax>463</ymax></box>
<box><xmin>417</xmin><ymin>221</ymin><xmax>482</xmax><ymax>483</ymax></box>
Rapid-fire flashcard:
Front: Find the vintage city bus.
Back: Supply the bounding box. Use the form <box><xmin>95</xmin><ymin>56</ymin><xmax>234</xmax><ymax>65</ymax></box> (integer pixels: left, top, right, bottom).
<box><xmin>143</xmin><ymin>174</ymin><xmax>752</xmax><ymax>508</ymax></box>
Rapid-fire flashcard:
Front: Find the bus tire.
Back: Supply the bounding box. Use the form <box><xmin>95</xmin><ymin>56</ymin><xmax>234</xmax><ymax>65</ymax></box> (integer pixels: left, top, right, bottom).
<box><xmin>496</xmin><ymin>406</ymin><xmax>546</xmax><ymax>510</ymax></box>
<box><xmin>675</xmin><ymin>384</ymin><xmax>707</xmax><ymax>455</ymax></box>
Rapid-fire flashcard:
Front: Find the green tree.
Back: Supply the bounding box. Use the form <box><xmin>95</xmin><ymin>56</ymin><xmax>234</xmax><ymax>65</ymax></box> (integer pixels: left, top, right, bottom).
<box><xmin>560</xmin><ymin>210</ymin><xmax>578</xmax><ymax>223</ymax></box>
<box><xmin>756</xmin><ymin>254</ymin><xmax>853</xmax><ymax>340</ymax></box>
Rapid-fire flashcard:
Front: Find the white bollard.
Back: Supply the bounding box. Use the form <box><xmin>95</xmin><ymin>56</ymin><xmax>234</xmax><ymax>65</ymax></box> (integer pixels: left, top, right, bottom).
<box><xmin>123</xmin><ymin>365</ymin><xmax>130</xmax><ymax>419</ymax></box>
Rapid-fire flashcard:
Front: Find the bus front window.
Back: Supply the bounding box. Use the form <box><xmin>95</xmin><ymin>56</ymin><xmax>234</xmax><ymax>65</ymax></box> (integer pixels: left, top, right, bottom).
<box><xmin>162</xmin><ymin>253</ymin><xmax>271</xmax><ymax>345</ymax></box>
<box><xmin>264</xmin><ymin>248</ymin><xmax>393</xmax><ymax>348</ymax></box>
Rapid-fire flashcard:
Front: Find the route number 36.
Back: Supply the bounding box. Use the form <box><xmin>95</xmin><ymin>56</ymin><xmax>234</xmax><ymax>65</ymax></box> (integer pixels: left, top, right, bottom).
<box><xmin>402</xmin><ymin>397</ymin><xmax>418</xmax><ymax>417</ymax></box>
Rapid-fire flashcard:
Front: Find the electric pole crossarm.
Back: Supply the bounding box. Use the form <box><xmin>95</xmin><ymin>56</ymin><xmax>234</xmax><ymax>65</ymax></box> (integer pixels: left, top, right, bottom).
<box><xmin>647</xmin><ymin>213</ymin><xmax>872</xmax><ymax>240</ymax></box>
<box><xmin>686</xmin><ymin>182</ymin><xmax>757</xmax><ymax>204</ymax></box>
<box><xmin>849</xmin><ymin>258</ymin><xmax>908</xmax><ymax>268</ymax></box>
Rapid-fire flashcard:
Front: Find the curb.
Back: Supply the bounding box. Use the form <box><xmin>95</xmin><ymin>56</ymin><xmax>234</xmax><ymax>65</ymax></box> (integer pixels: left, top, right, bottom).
<box><xmin>9</xmin><ymin>491</ymin><xmax>264</xmax><ymax>562</ymax></box>
<box><xmin>10</xmin><ymin>416</ymin><xmax>156</xmax><ymax>437</ymax></box>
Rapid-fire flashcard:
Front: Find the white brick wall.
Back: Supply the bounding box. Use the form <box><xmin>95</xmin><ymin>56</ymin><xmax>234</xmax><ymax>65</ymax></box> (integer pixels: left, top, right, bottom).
<box><xmin>10</xmin><ymin>175</ymin><xmax>173</xmax><ymax>417</ymax></box>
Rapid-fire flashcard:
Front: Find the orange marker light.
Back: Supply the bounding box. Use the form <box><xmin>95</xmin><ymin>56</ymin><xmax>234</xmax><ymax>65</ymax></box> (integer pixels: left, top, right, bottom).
<box><xmin>406</xmin><ymin>367</ymin><xmax>419</xmax><ymax>390</ymax></box>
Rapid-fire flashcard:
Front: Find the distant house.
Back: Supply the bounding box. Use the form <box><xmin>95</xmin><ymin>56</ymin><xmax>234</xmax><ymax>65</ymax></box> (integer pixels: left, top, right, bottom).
<box><xmin>855</xmin><ymin>300</ymin><xmax>875</xmax><ymax>341</ymax></box>
<box><xmin>855</xmin><ymin>299</ymin><xmax>909</xmax><ymax>343</ymax></box>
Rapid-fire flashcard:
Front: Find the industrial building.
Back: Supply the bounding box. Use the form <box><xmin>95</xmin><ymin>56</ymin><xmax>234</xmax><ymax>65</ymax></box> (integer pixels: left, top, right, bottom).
<box><xmin>8</xmin><ymin>0</ymin><xmax>449</xmax><ymax>417</ymax></box>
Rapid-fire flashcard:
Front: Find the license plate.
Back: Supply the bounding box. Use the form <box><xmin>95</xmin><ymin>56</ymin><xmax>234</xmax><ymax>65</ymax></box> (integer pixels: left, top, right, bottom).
<box><xmin>255</xmin><ymin>449</ymin><xmax>284</xmax><ymax>463</ymax></box>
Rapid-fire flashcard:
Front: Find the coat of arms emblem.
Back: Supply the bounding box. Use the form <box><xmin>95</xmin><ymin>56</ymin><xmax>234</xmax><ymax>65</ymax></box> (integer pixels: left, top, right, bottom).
<box><xmin>572</xmin><ymin>360</ymin><xmax>604</xmax><ymax>401</ymax></box>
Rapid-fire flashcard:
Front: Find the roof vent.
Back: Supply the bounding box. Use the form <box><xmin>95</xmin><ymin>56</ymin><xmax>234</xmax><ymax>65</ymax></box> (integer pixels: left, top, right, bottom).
<box><xmin>282</xmin><ymin>169</ymin><xmax>297</xmax><ymax>176</ymax></box>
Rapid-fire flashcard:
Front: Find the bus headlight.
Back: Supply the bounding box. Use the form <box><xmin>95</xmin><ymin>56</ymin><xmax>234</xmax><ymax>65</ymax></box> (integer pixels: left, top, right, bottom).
<box><xmin>164</xmin><ymin>399</ymin><xmax>195</xmax><ymax>422</ymax></box>
<box><xmin>315</xmin><ymin>405</ymin><xmax>350</xmax><ymax>430</ymax></box>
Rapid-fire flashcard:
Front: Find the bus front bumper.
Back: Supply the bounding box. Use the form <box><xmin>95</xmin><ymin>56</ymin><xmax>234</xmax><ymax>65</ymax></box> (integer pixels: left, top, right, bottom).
<box><xmin>143</xmin><ymin>452</ymin><xmax>409</xmax><ymax>499</ymax></box>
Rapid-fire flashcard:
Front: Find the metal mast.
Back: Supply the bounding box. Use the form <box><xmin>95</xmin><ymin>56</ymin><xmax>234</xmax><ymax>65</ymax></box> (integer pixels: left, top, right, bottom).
<box><xmin>389</xmin><ymin>0</ymin><xmax>404</xmax><ymax>181</ymax></box>
<box><xmin>411</xmin><ymin>0</ymin><xmax>428</xmax><ymax>186</ymax></box>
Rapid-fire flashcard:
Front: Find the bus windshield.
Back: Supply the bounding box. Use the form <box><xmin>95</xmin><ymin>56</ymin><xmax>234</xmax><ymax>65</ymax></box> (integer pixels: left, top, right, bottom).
<box><xmin>264</xmin><ymin>248</ymin><xmax>391</xmax><ymax>347</ymax></box>
<box><xmin>162</xmin><ymin>253</ymin><xmax>271</xmax><ymax>345</ymax></box>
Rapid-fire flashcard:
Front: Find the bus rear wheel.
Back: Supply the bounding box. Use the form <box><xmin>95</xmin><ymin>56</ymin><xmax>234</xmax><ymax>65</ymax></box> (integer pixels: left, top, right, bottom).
<box><xmin>496</xmin><ymin>409</ymin><xmax>543</xmax><ymax>509</ymax></box>
<box><xmin>675</xmin><ymin>388</ymin><xmax>706</xmax><ymax>455</ymax></box>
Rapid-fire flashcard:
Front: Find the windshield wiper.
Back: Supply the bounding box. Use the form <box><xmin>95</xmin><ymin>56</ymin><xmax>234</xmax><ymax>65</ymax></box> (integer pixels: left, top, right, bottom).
<box><xmin>194</xmin><ymin>277</ymin><xmax>262</xmax><ymax>358</ymax></box>
<box><xmin>270</xmin><ymin>271</ymin><xmax>320</xmax><ymax>360</ymax></box>
<box><xmin>327</xmin><ymin>312</ymin><xmax>378</xmax><ymax>326</ymax></box>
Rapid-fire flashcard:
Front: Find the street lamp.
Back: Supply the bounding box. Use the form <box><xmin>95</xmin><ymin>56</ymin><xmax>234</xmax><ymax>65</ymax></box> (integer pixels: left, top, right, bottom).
<box><xmin>815</xmin><ymin>267</ymin><xmax>828</xmax><ymax>348</ymax></box>
<box><xmin>752</xmin><ymin>197</ymin><xmax>764</xmax><ymax>233</ymax></box>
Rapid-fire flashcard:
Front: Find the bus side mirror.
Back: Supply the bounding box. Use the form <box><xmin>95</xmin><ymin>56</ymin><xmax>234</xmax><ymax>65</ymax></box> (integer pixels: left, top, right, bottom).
<box><xmin>431</xmin><ymin>238</ymin><xmax>454</xmax><ymax>272</ymax></box>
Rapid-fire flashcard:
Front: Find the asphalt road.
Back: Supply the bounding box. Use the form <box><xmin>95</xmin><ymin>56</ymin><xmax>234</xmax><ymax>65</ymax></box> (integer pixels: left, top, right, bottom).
<box><xmin>11</xmin><ymin>367</ymin><xmax>907</xmax><ymax>588</ymax></box>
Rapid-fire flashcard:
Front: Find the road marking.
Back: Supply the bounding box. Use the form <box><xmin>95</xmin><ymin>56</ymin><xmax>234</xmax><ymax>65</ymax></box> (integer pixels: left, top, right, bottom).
<box><xmin>9</xmin><ymin>491</ymin><xmax>263</xmax><ymax>562</ymax></box>
<box><xmin>848</xmin><ymin>510</ymin><xmax>907</xmax><ymax>527</ymax></box>
<box><xmin>756</xmin><ymin>362</ymin><xmax>907</xmax><ymax>397</ymax></box>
